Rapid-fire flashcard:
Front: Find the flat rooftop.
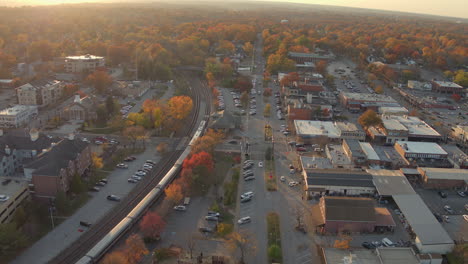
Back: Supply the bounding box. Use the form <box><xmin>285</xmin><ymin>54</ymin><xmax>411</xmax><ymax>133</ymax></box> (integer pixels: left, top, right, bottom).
<box><xmin>335</xmin><ymin>122</ymin><xmax>363</xmax><ymax>133</ymax></box>
<box><xmin>306</xmin><ymin>169</ymin><xmax>375</xmax><ymax>188</ymax></box>
<box><xmin>0</xmin><ymin>177</ymin><xmax>29</xmax><ymax>211</ymax></box>
<box><xmin>368</xmin><ymin>169</ymin><xmax>416</xmax><ymax>196</ymax></box>
<box><xmin>433</xmin><ymin>81</ymin><xmax>463</xmax><ymax>88</ymax></box>
<box><xmin>66</xmin><ymin>54</ymin><xmax>104</xmax><ymax>60</ymax></box>
<box><xmin>396</xmin><ymin>141</ymin><xmax>448</xmax><ymax>155</ymax></box>
<box><xmin>373</xmin><ymin>146</ymin><xmax>409</xmax><ymax>166</ymax></box>
<box><xmin>341</xmin><ymin>92</ymin><xmax>398</xmax><ymax>103</ymax></box>
<box><xmin>393</xmin><ymin>194</ymin><xmax>453</xmax><ymax>246</ymax></box>
<box><xmin>418</xmin><ymin>167</ymin><xmax>468</xmax><ymax>181</ymax></box>
<box><xmin>382</xmin><ymin>118</ymin><xmax>408</xmax><ymax>131</ymax></box>
<box><xmin>359</xmin><ymin>142</ymin><xmax>380</xmax><ymax>161</ymax></box>
<box><xmin>322</xmin><ymin>247</ymin><xmax>420</xmax><ymax>264</ymax></box>
<box><xmin>300</xmin><ymin>156</ymin><xmax>333</xmax><ymax>170</ymax></box>
<box><xmin>379</xmin><ymin>106</ymin><xmax>409</xmax><ymax>114</ymax></box>
<box><xmin>323</xmin><ymin>197</ymin><xmax>375</xmax><ymax>222</ymax></box>
<box><xmin>294</xmin><ymin>120</ymin><xmax>340</xmax><ymax>137</ymax></box>
<box><xmin>0</xmin><ymin>105</ymin><xmax>37</xmax><ymax>116</ymax></box>
<box><xmin>326</xmin><ymin>144</ymin><xmax>353</xmax><ymax>166</ymax></box>
<box><xmin>384</xmin><ymin>115</ymin><xmax>441</xmax><ymax>137</ymax></box>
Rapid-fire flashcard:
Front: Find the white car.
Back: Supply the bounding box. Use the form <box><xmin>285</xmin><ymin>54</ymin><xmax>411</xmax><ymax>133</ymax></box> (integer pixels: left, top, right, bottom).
<box><xmin>241</xmin><ymin>192</ymin><xmax>254</xmax><ymax>199</ymax></box>
<box><xmin>135</xmin><ymin>171</ymin><xmax>146</xmax><ymax>176</ymax></box>
<box><xmin>280</xmin><ymin>176</ymin><xmax>286</xmax><ymax>182</ymax></box>
<box><xmin>238</xmin><ymin>216</ymin><xmax>251</xmax><ymax>225</ymax></box>
<box><xmin>173</xmin><ymin>205</ymin><xmax>187</xmax><ymax>211</ymax></box>
<box><xmin>131</xmin><ymin>175</ymin><xmax>142</xmax><ymax>181</ymax></box>
<box><xmin>258</xmin><ymin>162</ymin><xmax>263</xmax><ymax>168</ymax></box>
<box><xmin>0</xmin><ymin>195</ymin><xmax>10</xmax><ymax>202</ymax></box>
<box><xmin>116</xmin><ymin>163</ymin><xmax>128</xmax><ymax>169</ymax></box>
<box><xmin>289</xmin><ymin>181</ymin><xmax>299</xmax><ymax>187</ymax></box>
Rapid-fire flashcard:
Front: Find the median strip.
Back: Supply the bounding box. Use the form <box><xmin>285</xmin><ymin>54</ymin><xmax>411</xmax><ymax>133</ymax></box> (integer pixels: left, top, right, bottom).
<box><xmin>267</xmin><ymin>212</ymin><xmax>283</xmax><ymax>263</ymax></box>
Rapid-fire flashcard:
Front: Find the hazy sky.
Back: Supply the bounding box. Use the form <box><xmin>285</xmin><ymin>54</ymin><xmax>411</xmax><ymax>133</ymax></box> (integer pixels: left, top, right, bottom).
<box><xmin>3</xmin><ymin>0</ymin><xmax>468</xmax><ymax>19</ymax></box>
<box><xmin>259</xmin><ymin>0</ymin><xmax>468</xmax><ymax>18</ymax></box>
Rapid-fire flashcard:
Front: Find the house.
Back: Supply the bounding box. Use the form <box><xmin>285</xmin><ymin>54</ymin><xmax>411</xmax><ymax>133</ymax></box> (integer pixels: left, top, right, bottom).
<box><xmin>24</xmin><ymin>136</ymin><xmax>91</xmax><ymax>199</ymax></box>
<box><xmin>65</xmin><ymin>54</ymin><xmax>105</xmax><ymax>73</ymax></box>
<box><xmin>318</xmin><ymin>196</ymin><xmax>395</xmax><ymax>234</ymax></box>
<box><xmin>209</xmin><ymin>110</ymin><xmax>239</xmax><ymax>132</ymax></box>
<box><xmin>16</xmin><ymin>79</ymin><xmax>63</xmax><ymax>107</ymax></box>
<box><xmin>417</xmin><ymin>167</ymin><xmax>468</xmax><ymax>189</ymax></box>
<box><xmin>431</xmin><ymin>81</ymin><xmax>464</xmax><ymax>95</ymax></box>
<box><xmin>303</xmin><ymin>169</ymin><xmax>375</xmax><ymax>198</ymax></box>
<box><xmin>61</xmin><ymin>94</ymin><xmax>97</xmax><ymax>121</ymax></box>
<box><xmin>0</xmin><ymin>128</ymin><xmax>60</xmax><ymax>176</ymax></box>
<box><xmin>0</xmin><ymin>105</ymin><xmax>38</xmax><ymax>128</ymax></box>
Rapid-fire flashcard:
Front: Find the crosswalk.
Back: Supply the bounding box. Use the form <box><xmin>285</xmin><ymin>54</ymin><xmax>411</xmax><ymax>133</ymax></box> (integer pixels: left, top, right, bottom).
<box><xmin>295</xmin><ymin>249</ymin><xmax>313</xmax><ymax>264</ymax></box>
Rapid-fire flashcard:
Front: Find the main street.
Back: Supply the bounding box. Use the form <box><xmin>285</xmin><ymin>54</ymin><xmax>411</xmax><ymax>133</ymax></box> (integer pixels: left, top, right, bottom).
<box><xmin>235</xmin><ymin>32</ymin><xmax>320</xmax><ymax>264</ymax></box>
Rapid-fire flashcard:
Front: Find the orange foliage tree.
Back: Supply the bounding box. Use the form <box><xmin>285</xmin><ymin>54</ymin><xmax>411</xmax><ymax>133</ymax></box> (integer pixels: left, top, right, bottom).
<box><xmin>165</xmin><ymin>182</ymin><xmax>184</xmax><ymax>203</ymax></box>
<box><xmin>102</xmin><ymin>251</ymin><xmax>128</xmax><ymax>264</ymax></box>
<box><xmin>86</xmin><ymin>69</ymin><xmax>113</xmax><ymax>94</ymax></box>
<box><xmin>139</xmin><ymin>211</ymin><xmax>166</xmax><ymax>239</ymax></box>
<box><xmin>123</xmin><ymin>234</ymin><xmax>148</xmax><ymax>263</ymax></box>
<box><xmin>167</xmin><ymin>96</ymin><xmax>193</xmax><ymax>120</ymax></box>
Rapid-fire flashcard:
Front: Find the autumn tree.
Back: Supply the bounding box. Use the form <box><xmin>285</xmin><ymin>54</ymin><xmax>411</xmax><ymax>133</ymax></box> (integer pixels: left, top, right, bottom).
<box><xmin>263</xmin><ymin>88</ymin><xmax>272</xmax><ymax>97</ymax></box>
<box><xmin>102</xmin><ymin>251</ymin><xmax>128</xmax><ymax>264</ymax></box>
<box><xmin>280</xmin><ymin>72</ymin><xmax>299</xmax><ymax>87</ymax></box>
<box><xmin>451</xmin><ymin>94</ymin><xmax>461</xmax><ymax>102</ymax></box>
<box><xmin>234</xmin><ymin>76</ymin><xmax>253</xmax><ymax>93</ymax></box>
<box><xmin>316</xmin><ymin>60</ymin><xmax>327</xmax><ymax>75</ymax></box>
<box><xmin>139</xmin><ymin>212</ymin><xmax>166</xmax><ymax>240</ymax></box>
<box><xmin>374</xmin><ymin>85</ymin><xmax>384</xmax><ymax>94</ymax></box>
<box><xmin>240</xmin><ymin>91</ymin><xmax>249</xmax><ymax>108</ymax></box>
<box><xmin>123</xmin><ymin>126</ymin><xmax>147</xmax><ymax>148</ymax></box>
<box><xmin>190</xmin><ymin>129</ymin><xmax>224</xmax><ymax>154</ymax></box>
<box><xmin>123</xmin><ymin>234</ymin><xmax>148</xmax><ymax>263</ymax></box>
<box><xmin>156</xmin><ymin>142</ymin><xmax>168</xmax><ymax>154</ymax></box>
<box><xmin>243</xmin><ymin>42</ymin><xmax>253</xmax><ymax>56</ymax></box>
<box><xmin>454</xmin><ymin>70</ymin><xmax>468</xmax><ymax>87</ymax></box>
<box><xmin>227</xmin><ymin>232</ymin><xmax>257</xmax><ymax>264</ymax></box>
<box><xmin>165</xmin><ymin>182</ymin><xmax>183</xmax><ymax>204</ymax></box>
<box><xmin>358</xmin><ymin>109</ymin><xmax>382</xmax><ymax>129</ymax></box>
<box><xmin>183</xmin><ymin>151</ymin><xmax>214</xmax><ymax>172</ymax></box>
<box><xmin>167</xmin><ymin>96</ymin><xmax>193</xmax><ymax>120</ymax></box>
<box><xmin>264</xmin><ymin>103</ymin><xmax>271</xmax><ymax>117</ymax></box>
<box><xmin>86</xmin><ymin>69</ymin><xmax>113</xmax><ymax>94</ymax></box>
<box><xmin>91</xmin><ymin>152</ymin><xmax>103</xmax><ymax>169</ymax></box>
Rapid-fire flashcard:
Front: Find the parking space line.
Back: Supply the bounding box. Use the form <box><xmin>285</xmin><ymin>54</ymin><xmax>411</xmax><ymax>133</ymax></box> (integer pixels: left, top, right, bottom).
<box><xmin>297</xmin><ymin>253</ymin><xmax>311</xmax><ymax>260</ymax></box>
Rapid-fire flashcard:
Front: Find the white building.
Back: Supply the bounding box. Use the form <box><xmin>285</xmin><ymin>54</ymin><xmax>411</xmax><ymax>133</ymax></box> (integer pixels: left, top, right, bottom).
<box><xmin>0</xmin><ymin>105</ymin><xmax>38</xmax><ymax>128</ymax></box>
<box><xmin>16</xmin><ymin>79</ymin><xmax>63</xmax><ymax>107</ymax></box>
<box><xmin>407</xmin><ymin>80</ymin><xmax>432</xmax><ymax>91</ymax></box>
<box><xmin>65</xmin><ymin>54</ymin><xmax>105</xmax><ymax>73</ymax></box>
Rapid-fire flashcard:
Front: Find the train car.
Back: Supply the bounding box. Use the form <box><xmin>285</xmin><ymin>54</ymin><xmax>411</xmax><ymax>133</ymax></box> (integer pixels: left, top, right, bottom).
<box><xmin>75</xmin><ymin>120</ymin><xmax>207</xmax><ymax>264</ymax></box>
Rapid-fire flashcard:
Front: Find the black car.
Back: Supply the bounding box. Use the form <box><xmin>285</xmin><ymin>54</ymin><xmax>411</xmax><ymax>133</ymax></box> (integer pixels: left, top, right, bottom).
<box><xmin>362</xmin><ymin>242</ymin><xmax>376</xmax><ymax>249</ymax></box>
<box><xmin>107</xmin><ymin>195</ymin><xmax>121</xmax><ymax>201</ymax></box>
<box><xmin>79</xmin><ymin>221</ymin><xmax>92</xmax><ymax>227</ymax></box>
<box><xmin>199</xmin><ymin>227</ymin><xmax>213</xmax><ymax>233</ymax></box>
<box><xmin>434</xmin><ymin>213</ymin><xmax>443</xmax><ymax>222</ymax></box>
<box><xmin>438</xmin><ymin>191</ymin><xmax>448</xmax><ymax>198</ymax></box>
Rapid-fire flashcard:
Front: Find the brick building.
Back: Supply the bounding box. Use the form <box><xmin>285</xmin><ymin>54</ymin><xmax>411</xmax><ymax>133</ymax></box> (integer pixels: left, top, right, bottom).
<box><xmin>431</xmin><ymin>81</ymin><xmax>464</xmax><ymax>95</ymax></box>
<box><xmin>417</xmin><ymin>167</ymin><xmax>468</xmax><ymax>189</ymax></box>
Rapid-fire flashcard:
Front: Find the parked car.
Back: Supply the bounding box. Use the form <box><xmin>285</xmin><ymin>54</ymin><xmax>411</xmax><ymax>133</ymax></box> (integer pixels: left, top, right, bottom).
<box><xmin>146</xmin><ymin>160</ymin><xmax>156</xmax><ymax>165</ymax></box>
<box><xmin>173</xmin><ymin>205</ymin><xmax>187</xmax><ymax>211</ymax></box>
<box><xmin>124</xmin><ymin>156</ymin><xmax>136</xmax><ymax>162</ymax></box>
<box><xmin>444</xmin><ymin>205</ymin><xmax>454</xmax><ymax>214</ymax></box>
<box><xmin>296</xmin><ymin>147</ymin><xmax>307</xmax><ymax>152</ymax></box>
<box><xmin>135</xmin><ymin>171</ymin><xmax>146</xmax><ymax>176</ymax></box>
<box><xmin>89</xmin><ymin>186</ymin><xmax>100</xmax><ymax>192</ymax></box>
<box><xmin>79</xmin><ymin>221</ymin><xmax>92</xmax><ymax>227</ymax></box>
<box><xmin>244</xmin><ymin>176</ymin><xmax>255</xmax><ymax>181</ymax></box>
<box><xmin>280</xmin><ymin>176</ymin><xmax>286</xmax><ymax>182</ymax></box>
<box><xmin>362</xmin><ymin>242</ymin><xmax>375</xmax><ymax>249</ymax></box>
<box><xmin>95</xmin><ymin>182</ymin><xmax>105</xmax><ymax>187</ymax></box>
<box><xmin>443</xmin><ymin>215</ymin><xmax>450</xmax><ymax>223</ymax></box>
<box><xmin>241</xmin><ymin>192</ymin><xmax>254</xmax><ymax>199</ymax></box>
<box><xmin>289</xmin><ymin>181</ymin><xmax>299</xmax><ymax>187</ymax></box>
<box><xmin>128</xmin><ymin>178</ymin><xmax>138</xmax><ymax>183</ymax></box>
<box><xmin>131</xmin><ymin>175</ymin><xmax>142</xmax><ymax>181</ymax></box>
<box><xmin>438</xmin><ymin>191</ymin><xmax>448</xmax><ymax>198</ymax></box>
<box><xmin>107</xmin><ymin>195</ymin><xmax>121</xmax><ymax>201</ymax></box>
<box><xmin>238</xmin><ymin>216</ymin><xmax>251</xmax><ymax>225</ymax></box>
<box><xmin>258</xmin><ymin>162</ymin><xmax>263</xmax><ymax>167</ymax></box>
<box><xmin>205</xmin><ymin>215</ymin><xmax>219</xmax><ymax>221</ymax></box>
<box><xmin>199</xmin><ymin>227</ymin><xmax>214</xmax><ymax>233</ymax></box>
<box><xmin>207</xmin><ymin>211</ymin><xmax>221</xmax><ymax>217</ymax></box>
<box><xmin>116</xmin><ymin>163</ymin><xmax>128</xmax><ymax>169</ymax></box>
<box><xmin>100</xmin><ymin>178</ymin><xmax>108</xmax><ymax>184</ymax></box>
<box><xmin>241</xmin><ymin>196</ymin><xmax>252</xmax><ymax>203</ymax></box>
<box><xmin>434</xmin><ymin>213</ymin><xmax>443</xmax><ymax>222</ymax></box>
<box><xmin>457</xmin><ymin>191</ymin><xmax>466</xmax><ymax>197</ymax></box>
<box><xmin>381</xmin><ymin>238</ymin><xmax>394</xmax><ymax>247</ymax></box>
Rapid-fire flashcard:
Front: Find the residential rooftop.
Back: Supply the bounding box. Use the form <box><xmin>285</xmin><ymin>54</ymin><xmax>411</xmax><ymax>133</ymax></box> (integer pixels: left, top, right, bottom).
<box><xmin>294</xmin><ymin>120</ymin><xmax>340</xmax><ymax>137</ymax></box>
<box><xmin>396</xmin><ymin>141</ymin><xmax>448</xmax><ymax>155</ymax></box>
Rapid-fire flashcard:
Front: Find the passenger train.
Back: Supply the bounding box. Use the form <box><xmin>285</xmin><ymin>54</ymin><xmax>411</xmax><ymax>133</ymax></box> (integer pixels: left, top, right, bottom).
<box><xmin>76</xmin><ymin>120</ymin><xmax>207</xmax><ymax>264</ymax></box>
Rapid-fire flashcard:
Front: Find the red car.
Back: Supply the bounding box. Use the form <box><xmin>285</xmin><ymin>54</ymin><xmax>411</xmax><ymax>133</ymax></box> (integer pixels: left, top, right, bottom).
<box><xmin>296</xmin><ymin>147</ymin><xmax>307</xmax><ymax>152</ymax></box>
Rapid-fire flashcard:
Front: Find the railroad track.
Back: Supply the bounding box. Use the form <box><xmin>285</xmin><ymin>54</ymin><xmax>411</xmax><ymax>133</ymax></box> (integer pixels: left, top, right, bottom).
<box><xmin>50</xmin><ymin>73</ymin><xmax>208</xmax><ymax>264</ymax></box>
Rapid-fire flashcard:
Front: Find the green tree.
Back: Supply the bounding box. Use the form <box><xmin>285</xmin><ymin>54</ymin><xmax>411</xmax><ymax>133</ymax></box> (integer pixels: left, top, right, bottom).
<box><xmin>268</xmin><ymin>244</ymin><xmax>282</xmax><ymax>262</ymax></box>
<box><xmin>358</xmin><ymin>109</ymin><xmax>382</xmax><ymax>128</ymax></box>
<box><xmin>454</xmin><ymin>70</ymin><xmax>468</xmax><ymax>87</ymax></box>
<box><xmin>105</xmin><ymin>96</ymin><xmax>115</xmax><ymax>115</ymax></box>
<box><xmin>0</xmin><ymin>223</ymin><xmax>28</xmax><ymax>256</ymax></box>
<box><xmin>70</xmin><ymin>174</ymin><xmax>86</xmax><ymax>194</ymax></box>
<box><xmin>12</xmin><ymin>206</ymin><xmax>27</xmax><ymax>227</ymax></box>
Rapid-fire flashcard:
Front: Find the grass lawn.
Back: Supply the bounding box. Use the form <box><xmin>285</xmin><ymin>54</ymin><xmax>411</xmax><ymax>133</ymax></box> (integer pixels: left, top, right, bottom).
<box><xmin>266</xmin><ymin>212</ymin><xmax>283</xmax><ymax>263</ymax></box>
